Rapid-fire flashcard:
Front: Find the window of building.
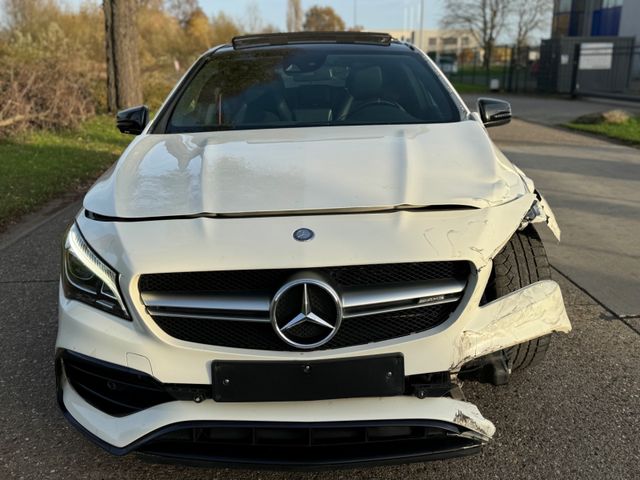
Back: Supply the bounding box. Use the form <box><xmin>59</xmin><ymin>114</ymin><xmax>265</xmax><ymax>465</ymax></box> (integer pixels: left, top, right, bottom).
<box><xmin>557</xmin><ymin>0</ymin><xmax>573</xmax><ymax>13</ymax></box>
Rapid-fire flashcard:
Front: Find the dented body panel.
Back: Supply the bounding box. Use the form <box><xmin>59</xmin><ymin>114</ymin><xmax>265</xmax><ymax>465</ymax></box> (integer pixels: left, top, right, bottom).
<box><xmin>83</xmin><ymin>121</ymin><xmax>528</xmax><ymax>219</ymax></box>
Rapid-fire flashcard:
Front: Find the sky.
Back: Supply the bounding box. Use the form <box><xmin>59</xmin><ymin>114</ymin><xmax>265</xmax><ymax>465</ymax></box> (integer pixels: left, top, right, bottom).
<box><xmin>62</xmin><ymin>0</ymin><xmax>446</xmax><ymax>32</ymax></box>
<box><xmin>200</xmin><ymin>0</ymin><xmax>445</xmax><ymax>31</ymax></box>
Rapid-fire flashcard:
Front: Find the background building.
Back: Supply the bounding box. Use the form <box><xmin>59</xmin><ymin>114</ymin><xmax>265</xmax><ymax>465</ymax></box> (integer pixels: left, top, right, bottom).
<box><xmin>386</xmin><ymin>29</ymin><xmax>479</xmax><ymax>57</ymax></box>
<box><xmin>549</xmin><ymin>0</ymin><xmax>639</xmax><ymax>93</ymax></box>
<box><xmin>552</xmin><ymin>0</ymin><xmax>639</xmax><ymax>39</ymax></box>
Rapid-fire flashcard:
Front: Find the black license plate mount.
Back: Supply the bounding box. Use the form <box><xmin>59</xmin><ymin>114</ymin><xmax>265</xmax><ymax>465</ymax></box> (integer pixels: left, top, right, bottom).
<box><xmin>212</xmin><ymin>354</ymin><xmax>404</xmax><ymax>402</ymax></box>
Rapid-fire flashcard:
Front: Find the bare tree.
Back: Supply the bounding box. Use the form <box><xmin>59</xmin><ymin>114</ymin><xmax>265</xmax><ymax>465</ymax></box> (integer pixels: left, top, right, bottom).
<box><xmin>104</xmin><ymin>0</ymin><xmax>143</xmax><ymax>111</ymax></box>
<box><xmin>165</xmin><ymin>0</ymin><xmax>199</xmax><ymax>28</ymax></box>
<box><xmin>441</xmin><ymin>0</ymin><xmax>510</xmax><ymax>69</ymax></box>
<box><xmin>510</xmin><ymin>0</ymin><xmax>552</xmax><ymax>62</ymax></box>
<box><xmin>241</xmin><ymin>1</ymin><xmax>265</xmax><ymax>33</ymax></box>
<box><xmin>286</xmin><ymin>0</ymin><xmax>303</xmax><ymax>32</ymax></box>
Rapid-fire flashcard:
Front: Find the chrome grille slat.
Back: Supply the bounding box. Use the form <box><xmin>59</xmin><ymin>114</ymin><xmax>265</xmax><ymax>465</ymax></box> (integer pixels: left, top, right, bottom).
<box><xmin>146</xmin><ymin>310</ymin><xmax>271</xmax><ymax>323</ymax></box>
<box><xmin>141</xmin><ymin>292</ymin><xmax>270</xmax><ymax>312</ymax></box>
<box><xmin>341</xmin><ymin>279</ymin><xmax>466</xmax><ymax>309</ymax></box>
<box><xmin>342</xmin><ymin>294</ymin><xmax>462</xmax><ymax>319</ymax></box>
<box><xmin>141</xmin><ymin>279</ymin><xmax>465</xmax><ymax>321</ymax></box>
<box><xmin>142</xmin><ymin>279</ymin><xmax>466</xmax><ymax>323</ymax></box>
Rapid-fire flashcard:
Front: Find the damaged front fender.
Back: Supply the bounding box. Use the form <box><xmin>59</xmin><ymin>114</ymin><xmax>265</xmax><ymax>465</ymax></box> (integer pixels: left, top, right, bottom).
<box><xmin>455</xmin><ymin>280</ymin><xmax>571</xmax><ymax>368</ymax></box>
<box><xmin>521</xmin><ymin>191</ymin><xmax>561</xmax><ymax>242</ymax></box>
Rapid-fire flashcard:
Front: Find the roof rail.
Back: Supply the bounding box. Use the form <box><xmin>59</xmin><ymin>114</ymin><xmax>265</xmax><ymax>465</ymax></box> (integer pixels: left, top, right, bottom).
<box><xmin>231</xmin><ymin>32</ymin><xmax>393</xmax><ymax>50</ymax></box>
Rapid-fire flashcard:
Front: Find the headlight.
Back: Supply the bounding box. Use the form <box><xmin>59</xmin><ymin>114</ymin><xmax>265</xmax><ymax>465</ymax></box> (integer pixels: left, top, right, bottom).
<box><xmin>61</xmin><ymin>223</ymin><xmax>130</xmax><ymax>319</ymax></box>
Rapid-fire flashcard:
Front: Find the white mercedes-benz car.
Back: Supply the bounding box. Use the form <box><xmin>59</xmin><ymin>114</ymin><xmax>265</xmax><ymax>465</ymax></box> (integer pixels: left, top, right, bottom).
<box><xmin>56</xmin><ymin>32</ymin><xmax>571</xmax><ymax>468</ymax></box>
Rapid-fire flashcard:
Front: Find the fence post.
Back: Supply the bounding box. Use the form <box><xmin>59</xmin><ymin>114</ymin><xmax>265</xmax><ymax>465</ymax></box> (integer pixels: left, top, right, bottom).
<box><xmin>502</xmin><ymin>48</ymin><xmax>508</xmax><ymax>89</ymax></box>
<box><xmin>570</xmin><ymin>43</ymin><xmax>581</xmax><ymax>99</ymax></box>
<box><xmin>507</xmin><ymin>46</ymin><xmax>516</xmax><ymax>92</ymax></box>
<box><xmin>472</xmin><ymin>50</ymin><xmax>477</xmax><ymax>86</ymax></box>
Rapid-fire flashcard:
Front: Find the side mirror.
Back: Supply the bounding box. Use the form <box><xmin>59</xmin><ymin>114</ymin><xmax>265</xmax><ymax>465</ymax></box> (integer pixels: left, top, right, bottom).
<box><xmin>477</xmin><ymin>98</ymin><xmax>511</xmax><ymax>128</ymax></box>
<box><xmin>116</xmin><ymin>105</ymin><xmax>149</xmax><ymax>135</ymax></box>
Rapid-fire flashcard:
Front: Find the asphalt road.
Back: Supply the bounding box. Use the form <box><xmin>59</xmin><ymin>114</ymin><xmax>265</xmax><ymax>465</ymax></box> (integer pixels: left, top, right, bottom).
<box><xmin>1</xmin><ymin>121</ymin><xmax>639</xmax><ymax>479</ymax></box>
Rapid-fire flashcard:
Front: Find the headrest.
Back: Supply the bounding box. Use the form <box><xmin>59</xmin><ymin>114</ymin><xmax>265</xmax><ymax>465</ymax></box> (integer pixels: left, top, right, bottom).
<box><xmin>347</xmin><ymin>66</ymin><xmax>383</xmax><ymax>100</ymax></box>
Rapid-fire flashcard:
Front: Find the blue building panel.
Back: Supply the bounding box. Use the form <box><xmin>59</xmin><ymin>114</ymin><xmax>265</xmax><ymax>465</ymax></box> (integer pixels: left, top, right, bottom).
<box><xmin>591</xmin><ymin>6</ymin><xmax>622</xmax><ymax>36</ymax></box>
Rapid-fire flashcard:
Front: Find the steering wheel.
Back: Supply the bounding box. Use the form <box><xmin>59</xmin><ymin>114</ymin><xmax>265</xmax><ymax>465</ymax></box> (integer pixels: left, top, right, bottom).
<box><xmin>347</xmin><ymin>99</ymin><xmax>407</xmax><ymax>118</ymax></box>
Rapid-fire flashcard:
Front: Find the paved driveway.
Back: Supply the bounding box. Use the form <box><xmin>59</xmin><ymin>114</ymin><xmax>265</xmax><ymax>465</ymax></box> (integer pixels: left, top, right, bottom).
<box><xmin>0</xmin><ymin>121</ymin><xmax>638</xmax><ymax>479</ymax></box>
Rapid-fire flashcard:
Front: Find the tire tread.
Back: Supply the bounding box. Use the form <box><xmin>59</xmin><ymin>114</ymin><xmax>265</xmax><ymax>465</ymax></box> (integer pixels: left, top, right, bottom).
<box><xmin>490</xmin><ymin>226</ymin><xmax>552</xmax><ymax>372</ymax></box>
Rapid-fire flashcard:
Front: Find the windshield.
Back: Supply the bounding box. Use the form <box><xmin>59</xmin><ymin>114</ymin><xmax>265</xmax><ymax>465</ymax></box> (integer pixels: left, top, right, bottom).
<box><xmin>166</xmin><ymin>45</ymin><xmax>460</xmax><ymax>133</ymax></box>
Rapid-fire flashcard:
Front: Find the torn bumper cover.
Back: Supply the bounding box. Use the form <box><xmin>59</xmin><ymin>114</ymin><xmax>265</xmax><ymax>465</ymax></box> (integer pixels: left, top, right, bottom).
<box><xmin>456</xmin><ymin>280</ymin><xmax>571</xmax><ymax>367</ymax></box>
<box><xmin>58</xmin><ymin>374</ymin><xmax>495</xmax><ymax>468</ymax></box>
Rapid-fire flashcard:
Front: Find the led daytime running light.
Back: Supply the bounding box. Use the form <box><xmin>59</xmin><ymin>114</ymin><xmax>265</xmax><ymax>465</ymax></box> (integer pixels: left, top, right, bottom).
<box><xmin>67</xmin><ymin>225</ymin><xmax>126</xmax><ymax>312</ymax></box>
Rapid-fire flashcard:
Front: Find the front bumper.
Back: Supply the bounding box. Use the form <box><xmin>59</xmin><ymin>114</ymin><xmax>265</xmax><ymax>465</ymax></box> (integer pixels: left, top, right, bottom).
<box><xmin>57</xmin><ymin>367</ymin><xmax>493</xmax><ymax>468</ymax></box>
<box><xmin>56</xmin><ymin>280</ymin><xmax>569</xmax><ymax>466</ymax></box>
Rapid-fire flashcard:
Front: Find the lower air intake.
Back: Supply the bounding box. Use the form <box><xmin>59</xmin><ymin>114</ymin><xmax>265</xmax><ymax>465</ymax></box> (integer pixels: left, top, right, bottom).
<box><xmin>136</xmin><ymin>420</ymin><xmax>482</xmax><ymax>467</ymax></box>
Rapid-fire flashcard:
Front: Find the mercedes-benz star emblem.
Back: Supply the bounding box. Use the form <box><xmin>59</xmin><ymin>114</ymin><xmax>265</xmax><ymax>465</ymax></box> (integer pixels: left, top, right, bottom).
<box><xmin>270</xmin><ymin>278</ymin><xmax>342</xmax><ymax>349</ymax></box>
<box><xmin>293</xmin><ymin>228</ymin><xmax>314</xmax><ymax>242</ymax></box>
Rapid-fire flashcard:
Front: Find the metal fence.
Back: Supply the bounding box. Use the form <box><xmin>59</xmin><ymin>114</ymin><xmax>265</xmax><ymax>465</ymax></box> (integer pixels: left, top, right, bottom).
<box><xmin>435</xmin><ymin>39</ymin><xmax>640</xmax><ymax>100</ymax></box>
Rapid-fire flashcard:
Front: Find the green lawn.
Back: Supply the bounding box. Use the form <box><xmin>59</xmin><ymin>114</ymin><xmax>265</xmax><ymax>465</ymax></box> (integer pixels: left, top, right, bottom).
<box><xmin>0</xmin><ymin>116</ymin><xmax>131</xmax><ymax>229</ymax></box>
<box><xmin>566</xmin><ymin>117</ymin><xmax>640</xmax><ymax>146</ymax></box>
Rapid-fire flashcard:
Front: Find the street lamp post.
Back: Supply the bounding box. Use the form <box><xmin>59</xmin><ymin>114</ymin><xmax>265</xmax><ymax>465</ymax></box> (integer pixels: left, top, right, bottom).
<box><xmin>418</xmin><ymin>0</ymin><xmax>424</xmax><ymax>50</ymax></box>
<box><xmin>354</xmin><ymin>0</ymin><xmax>358</xmax><ymax>29</ymax></box>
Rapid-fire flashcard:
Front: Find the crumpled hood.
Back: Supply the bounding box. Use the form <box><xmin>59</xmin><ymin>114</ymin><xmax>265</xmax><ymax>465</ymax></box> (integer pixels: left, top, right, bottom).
<box><xmin>84</xmin><ymin>121</ymin><xmax>527</xmax><ymax>218</ymax></box>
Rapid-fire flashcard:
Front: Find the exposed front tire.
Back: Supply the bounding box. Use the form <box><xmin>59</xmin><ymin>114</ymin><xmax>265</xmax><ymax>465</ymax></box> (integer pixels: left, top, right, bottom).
<box><xmin>486</xmin><ymin>225</ymin><xmax>552</xmax><ymax>371</ymax></box>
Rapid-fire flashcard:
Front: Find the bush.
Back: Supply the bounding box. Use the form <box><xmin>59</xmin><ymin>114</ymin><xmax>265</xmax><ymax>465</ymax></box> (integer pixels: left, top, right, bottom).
<box><xmin>0</xmin><ymin>31</ymin><xmax>98</xmax><ymax>135</ymax></box>
<box><xmin>0</xmin><ymin>0</ymin><xmax>246</xmax><ymax>137</ymax></box>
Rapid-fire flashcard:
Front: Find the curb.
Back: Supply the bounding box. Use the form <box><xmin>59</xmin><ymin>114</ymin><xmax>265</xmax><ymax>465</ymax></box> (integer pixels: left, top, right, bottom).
<box><xmin>0</xmin><ymin>195</ymin><xmax>81</xmax><ymax>252</ymax></box>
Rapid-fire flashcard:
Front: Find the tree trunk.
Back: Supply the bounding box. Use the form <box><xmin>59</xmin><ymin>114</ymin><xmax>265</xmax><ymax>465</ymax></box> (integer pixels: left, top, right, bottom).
<box><xmin>104</xmin><ymin>0</ymin><xmax>142</xmax><ymax>112</ymax></box>
<box><xmin>483</xmin><ymin>41</ymin><xmax>493</xmax><ymax>70</ymax></box>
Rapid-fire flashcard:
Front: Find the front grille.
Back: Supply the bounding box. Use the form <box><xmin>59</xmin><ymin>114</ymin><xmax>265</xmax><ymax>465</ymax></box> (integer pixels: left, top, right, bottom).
<box><xmin>136</xmin><ymin>420</ymin><xmax>482</xmax><ymax>467</ymax></box>
<box><xmin>140</xmin><ymin>262</ymin><xmax>470</xmax><ymax>351</ymax></box>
